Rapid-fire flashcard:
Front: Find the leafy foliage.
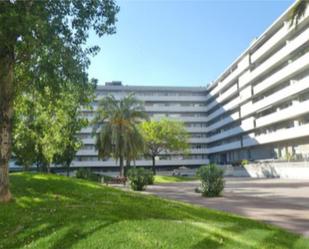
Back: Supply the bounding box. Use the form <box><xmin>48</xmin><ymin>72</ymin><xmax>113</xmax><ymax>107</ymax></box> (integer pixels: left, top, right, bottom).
<box><xmin>13</xmin><ymin>82</ymin><xmax>94</xmax><ymax>173</ymax></box>
<box><xmin>0</xmin><ymin>0</ymin><xmax>119</xmax><ymax>201</ymax></box>
<box><xmin>127</xmin><ymin>167</ymin><xmax>153</xmax><ymax>191</ymax></box>
<box><xmin>140</xmin><ymin>119</ymin><xmax>189</xmax><ymax>174</ymax></box>
<box><xmin>146</xmin><ymin>170</ymin><xmax>155</xmax><ymax>185</ymax></box>
<box><xmin>76</xmin><ymin>168</ymin><xmax>102</xmax><ymax>182</ymax></box>
<box><xmin>197</xmin><ymin>164</ymin><xmax>225</xmax><ymax>197</ymax></box>
<box><xmin>93</xmin><ymin>94</ymin><xmax>148</xmax><ymax>176</ymax></box>
<box><xmin>241</xmin><ymin>159</ymin><xmax>249</xmax><ymax>167</ymax></box>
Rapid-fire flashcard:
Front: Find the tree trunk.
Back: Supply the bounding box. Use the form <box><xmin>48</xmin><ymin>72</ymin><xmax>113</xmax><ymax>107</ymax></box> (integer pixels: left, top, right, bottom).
<box><xmin>0</xmin><ymin>48</ymin><xmax>14</xmax><ymax>203</ymax></box>
<box><xmin>125</xmin><ymin>160</ymin><xmax>131</xmax><ymax>177</ymax></box>
<box><xmin>66</xmin><ymin>164</ymin><xmax>70</xmax><ymax>177</ymax></box>
<box><xmin>152</xmin><ymin>156</ymin><xmax>156</xmax><ymax>175</ymax></box>
<box><xmin>119</xmin><ymin>156</ymin><xmax>124</xmax><ymax>177</ymax></box>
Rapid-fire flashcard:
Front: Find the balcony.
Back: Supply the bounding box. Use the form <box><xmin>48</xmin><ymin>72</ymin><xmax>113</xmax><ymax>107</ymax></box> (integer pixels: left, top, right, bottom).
<box><xmin>241</xmin><ymin>27</ymin><xmax>309</xmax><ymax>88</ymax></box>
<box><xmin>254</xmin><ymin>51</ymin><xmax>309</xmax><ymax>95</ymax></box>
<box><xmin>206</xmin><ymin>84</ymin><xmax>238</xmax><ymax>111</ymax></box>
<box><xmin>251</xmin><ymin>23</ymin><xmax>288</xmax><ymax>63</ymax></box>
<box><xmin>216</xmin><ymin>84</ymin><xmax>238</xmax><ymax>104</ymax></box>
<box><xmin>206</xmin><ymin>111</ymin><xmax>240</xmax><ymax>132</ymax></box>
<box><xmin>96</xmin><ymin>95</ymin><xmax>207</xmax><ymax>102</ymax></box>
<box><xmin>207</xmin><ymin>126</ymin><xmax>243</xmax><ymax>143</ymax></box>
<box><xmin>206</xmin><ymin>96</ymin><xmax>241</xmax><ymax>122</ymax></box>
<box><xmin>71</xmin><ymin>158</ymin><xmax>209</xmax><ymax>168</ymax></box>
<box><xmin>76</xmin><ymin>149</ymin><xmax>97</xmax><ymax>156</ymax></box>
<box><xmin>173</xmin><ymin>116</ymin><xmax>208</xmax><ymax>123</ymax></box>
<box><xmin>145</xmin><ymin>105</ymin><xmax>206</xmax><ymax>113</ymax></box>
<box><xmin>186</xmin><ymin>127</ymin><xmax>208</xmax><ymax>133</ymax></box>
<box><xmin>190</xmin><ymin>148</ymin><xmax>208</xmax><ymax>154</ymax></box>
<box><xmin>242</xmin><ymin>74</ymin><xmax>309</xmax><ymax>117</ymax></box>
<box><xmin>189</xmin><ymin>137</ymin><xmax>208</xmax><ymax>144</ymax></box>
<box><xmin>240</xmin><ymin>117</ymin><xmax>255</xmax><ymax>131</ymax></box>
<box><xmin>251</xmin><ymin>8</ymin><xmax>309</xmax><ymax>63</ymax></box>
<box><xmin>256</xmin><ymin>99</ymin><xmax>309</xmax><ymax>128</ymax></box>
<box><xmin>243</xmin><ymin>123</ymin><xmax>309</xmax><ymax>147</ymax></box>
<box><xmin>207</xmin><ymin>140</ymin><xmax>241</xmax><ymax>154</ymax></box>
<box><xmin>81</xmin><ymin>138</ymin><xmax>95</xmax><ymax>144</ymax></box>
<box><xmin>207</xmin><ymin>55</ymin><xmax>250</xmax><ymax>100</ymax></box>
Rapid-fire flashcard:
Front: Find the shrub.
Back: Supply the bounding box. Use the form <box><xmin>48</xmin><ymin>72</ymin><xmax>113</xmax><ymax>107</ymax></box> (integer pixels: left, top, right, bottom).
<box><xmin>128</xmin><ymin>168</ymin><xmax>153</xmax><ymax>191</ymax></box>
<box><xmin>145</xmin><ymin>170</ymin><xmax>154</xmax><ymax>185</ymax></box>
<box><xmin>76</xmin><ymin>168</ymin><xmax>91</xmax><ymax>179</ymax></box>
<box><xmin>196</xmin><ymin>164</ymin><xmax>224</xmax><ymax>197</ymax></box>
<box><xmin>76</xmin><ymin>168</ymin><xmax>101</xmax><ymax>182</ymax></box>
<box><xmin>241</xmin><ymin>159</ymin><xmax>249</xmax><ymax>167</ymax></box>
<box><xmin>231</xmin><ymin>160</ymin><xmax>241</xmax><ymax>167</ymax></box>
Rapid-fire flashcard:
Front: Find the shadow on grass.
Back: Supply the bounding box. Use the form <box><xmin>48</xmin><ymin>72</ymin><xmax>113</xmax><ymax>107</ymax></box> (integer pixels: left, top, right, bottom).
<box><xmin>0</xmin><ymin>173</ymin><xmax>307</xmax><ymax>249</ymax></box>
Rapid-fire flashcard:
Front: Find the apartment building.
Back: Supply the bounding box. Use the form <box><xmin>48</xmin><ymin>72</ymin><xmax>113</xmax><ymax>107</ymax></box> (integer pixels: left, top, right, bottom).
<box><xmin>205</xmin><ymin>2</ymin><xmax>309</xmax><ymax>164</ymax></box>
<box><xmin>72</xmin><ymin>1</ymin><xmax>309</xmax><ymax>169</ymax></box>
<box><xmin>72</xmin><ymin>82</ymin><xmax>209</xmax><ymax>169</ymax></box>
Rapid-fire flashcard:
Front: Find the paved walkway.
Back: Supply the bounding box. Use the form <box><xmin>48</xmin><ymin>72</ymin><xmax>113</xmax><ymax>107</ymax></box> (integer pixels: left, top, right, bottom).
<box><xmin>145</xmin><ymin>178</ymin><xmax>309</xmax><ymax>236</ymax></box>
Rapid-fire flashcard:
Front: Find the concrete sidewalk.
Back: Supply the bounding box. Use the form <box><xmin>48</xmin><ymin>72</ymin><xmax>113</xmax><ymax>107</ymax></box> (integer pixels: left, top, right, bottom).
<box><xmin>145</xmin><ymin>177</ymin><xmax>309</xmax><ymax>237</ymax></box>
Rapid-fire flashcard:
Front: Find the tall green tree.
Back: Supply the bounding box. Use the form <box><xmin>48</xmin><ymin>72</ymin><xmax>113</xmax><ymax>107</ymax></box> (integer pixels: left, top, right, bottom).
<box><xmin>14</xmin><ymin>82</ymin><xmax>94</xmax><ymax>174</ymax></box>
<box><xmin>0</xmin><ymin>0</ymin><xmax>119</xmax><ymax>202</ymax></box>
<box><xmin>140</xmin><ymin>119</ymin><xmax>189</xmax><ymax>174</ymax></box>
<box><xmin>93</xmin><ymin>94</ymin><xmax>148</xmax><ymax>177</ymax></box>
<box><xmin>52</xmin><ymin>82</ymin><xmax>95</xmax><ymax>176</ymax></box>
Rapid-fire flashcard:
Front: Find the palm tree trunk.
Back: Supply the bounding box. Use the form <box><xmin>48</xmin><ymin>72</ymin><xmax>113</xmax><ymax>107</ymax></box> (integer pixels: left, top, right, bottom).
<box><xmin>0</xmin><ymin>48</ymin><xmax>14</xmax><ymax>203</ymax></box>
<box><xmin>152</xmin><ymin>156</ymin><xmax>156</xmax><ymax>175</ymax></box>
<box><xmin>119</xmin><ymin>156</ymin><xmax>124</xmax><ymax>177</ymax></box>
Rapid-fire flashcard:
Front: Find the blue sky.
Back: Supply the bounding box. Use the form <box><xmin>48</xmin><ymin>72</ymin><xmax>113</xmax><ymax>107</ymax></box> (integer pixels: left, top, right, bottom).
<box><xmin>87</xmin><ymin>0</ymin><xmax>294</xmax><ymax>87</ymax></box>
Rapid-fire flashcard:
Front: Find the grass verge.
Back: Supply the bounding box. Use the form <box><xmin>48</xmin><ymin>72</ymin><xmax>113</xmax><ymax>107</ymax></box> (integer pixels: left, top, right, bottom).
<box><xmin>154</xmin><ymin>175</ymin><xmax>198</xmax><ymax>183</ymax></box>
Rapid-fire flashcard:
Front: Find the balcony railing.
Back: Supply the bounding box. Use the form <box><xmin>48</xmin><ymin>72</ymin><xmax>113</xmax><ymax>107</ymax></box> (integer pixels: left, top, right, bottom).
<box><xmin>243</xmin><ymin>123</ymin><xmax>309</xmax><ymax>147</ymax></box>
<box><xmin>251</xmin><ymin>9</ymin><xmax>309</xmax><ymax>63</ymax></box>
<box><xmin>206</xmin><ymin>111</ymin><xmax>240</xmax><ymax>132</ymax></box>
<box><xmin>207</xmin><ymin>127</ymin><xmax>243</xmax><ymax>143</ymax></box>
<box><xmin>242</xmin><ymin>73</ymin><xmax>309</xmax><ymax>117</ymax></box>
<box><xmin>241</xmin><ymin>27</ymin><xmax>309</xmax><ymax>88</ymax></box>
<box><xmin>256</xmin><ymin>99</ymin><xmax>309</xmax><ymax>128</ymax></box>
<box><xmin>207</xmin><ymin>140</ymin><xmax>241</xmax><ymax>154</ymax></box>
<box><xmin>71</xmin><ymin>158</ymin><xmax>209</xmax><ymax>168</ymax></box>
<box><xmin>254</xmin><ymin>51</ymin><xmax>309</xmax><ymax>95</ymax></box>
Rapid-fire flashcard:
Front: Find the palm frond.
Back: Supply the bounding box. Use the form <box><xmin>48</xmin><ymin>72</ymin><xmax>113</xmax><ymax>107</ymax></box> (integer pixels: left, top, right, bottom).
<box><xmin>290</xmin><ymin>0</ymin><xmax>308</xmax><ymax>27</ymax></box>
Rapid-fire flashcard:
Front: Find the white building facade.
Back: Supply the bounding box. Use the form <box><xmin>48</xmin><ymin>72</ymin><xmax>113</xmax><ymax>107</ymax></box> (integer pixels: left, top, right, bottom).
<box><xmin>73</xmin><ymin>83</ymin><xmax>210</xmax><ymax>169</ymax></box>
<box><xmin>205</xmin><ymin>2</ymin><xmax>309</xmax><ymax>164</ymax></box>
<box><xmin>72</xmin><ymin>2</ymin><xmax>309</xmax><ymax>169</ymax></box>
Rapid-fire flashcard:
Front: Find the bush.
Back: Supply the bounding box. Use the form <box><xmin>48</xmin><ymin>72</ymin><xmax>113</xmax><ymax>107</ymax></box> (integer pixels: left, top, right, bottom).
<box><xmin>231</xmin><ymin>160</ymin><xmax>241</xmax><ymax>167</ymax></box>
<box><xmin>128</xmin><ymin>168</ymin><xmax>153</xmax><ymax>191</ymax></box>
<box><xmin>241</xmin><ymin>159</ymin><xmax>249</xmax><ymax>167</ymax></box>
<box><xmin>76</xmin><ymin>168</ymin><xmax>101</xmax><ymax>182</ymax></box>
<box><xmin>196</xmin><ymin>164</ymin><xmax>224</xmax><ymax>197</ymax></box>
<box><xmin>145</xmin><ymin>170</ymin><xmax>154</xmax><ymax>185</ymax></box>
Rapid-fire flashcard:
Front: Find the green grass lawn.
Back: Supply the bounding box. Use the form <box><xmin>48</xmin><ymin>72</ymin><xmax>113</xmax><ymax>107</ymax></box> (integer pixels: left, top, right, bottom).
<box><xmin>154</xmin><ymin>175</ymin><xmax>198</xmax><ymax>183</ymax></box>
<box><xmin>1</xmin><ymin>173</ymin><xmax>308</xmax><ymax>249</ymax></box>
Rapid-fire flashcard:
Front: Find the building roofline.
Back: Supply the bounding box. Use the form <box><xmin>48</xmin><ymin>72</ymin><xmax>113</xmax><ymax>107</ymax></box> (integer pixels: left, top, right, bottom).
<box><xmin>96</xmin><ymin>84</ymin><xmax>207</xmax><ymax>92</ymax></box>
<box><xmin>207</xmin><ymin>0</ymin><xmax>298</xmax><ymax>90</ymax></box>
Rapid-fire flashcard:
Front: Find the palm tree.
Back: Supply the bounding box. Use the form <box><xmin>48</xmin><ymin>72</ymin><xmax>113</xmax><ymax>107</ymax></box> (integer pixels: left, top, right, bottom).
<box><xmin>92</xmin><ymin>93</ymin><xmax>148</xmax><ymax>176</ymax></box>
<box><xmin>290</xmin><ymin>0</ymin><xmax>308</xmax><ymax>26</ymax></box>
